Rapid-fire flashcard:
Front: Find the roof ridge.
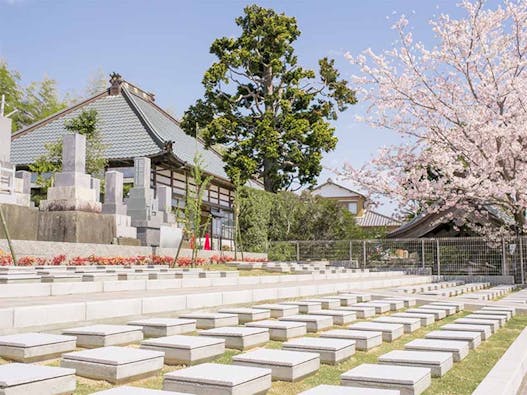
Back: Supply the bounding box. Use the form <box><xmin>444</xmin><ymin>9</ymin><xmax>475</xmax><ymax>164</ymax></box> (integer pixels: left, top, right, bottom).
<box><xmin>12</xmin><ymin>89</ymin><xmax>109</xmax><ymax>139</ymax></box>
<box><xmin>365</xmin><ymin>209</ymin><xmax>401</xmax><ymax>223</ymax></box>
<box><xmin>312</xmin><ymin>179</ymin><xmax>366</xmax><ymax>197</ymax></box>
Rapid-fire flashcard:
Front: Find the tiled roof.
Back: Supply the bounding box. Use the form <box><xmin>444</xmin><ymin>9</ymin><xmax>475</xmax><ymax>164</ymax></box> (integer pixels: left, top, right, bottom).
<box><xmin>11</xmin><ymin>84</ymin><xmax>230</xmax><ymax>181</ymax></box>
<box><xmin>356</xmin><ymin>210</ymin><xmax>401</xmax><ymax>228</ymax></box>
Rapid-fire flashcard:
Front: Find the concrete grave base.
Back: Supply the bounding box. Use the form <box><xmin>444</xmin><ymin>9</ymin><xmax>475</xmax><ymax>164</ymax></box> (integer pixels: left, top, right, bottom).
<box><xmin>279</xmin><ymin>315</ymin><xmax>333</xmax><ymax>333</ymax></box>
<box><xmin>199</xmin><ymin>327</ymin><xmax>269</xmax><ymax>350</ymax></box>
<box><xmin>253</xmin><ymin>304</ymin><xmax>299</xmax><ymax>318</ymax></box>
<box><xmin>282</xmin><ymin>302</ymin><xmax>322</xmax><ymax>314</ymax></box>
<box><xmin>178</xmin><ymin>313</ymin><xmax>238</xmax><ymax>329</ymax></box>
<box><xmin>282</xmin><ymin>337</ymin><xmax>356</xmax><ymax>364</ymax></box>
<box><xmin>406</xmin><ymin>309</ymin><xmax>446</xmax><ymax>320</ymax></box>
<box><xmin>141</xmin><ymin>335</ymin><xmax>225</xmax><ymax>365</ymax></box>
<box><xmin>441</xmin><ymin>324</ymin><xmax>492</xmax><ymax>340</ymax></box>
<box><xmin>392</xmin><ymin>313</ymin><xmax>434</xmax><ymax>326</ymax></box>
<box><xmin>425</xmin><ymin>330</ymin><xmax>481</xmax><ymax>350</ymax></box>
<box><xmin>310</xmin><ymin>310</ymin><xmax>356</xmax><ymax>325</ymax></box>
<box><xmin>90</xmin><ymin>386</ymin><xmax>187</xmax><ymax>395</ymax></box>
<box><xmin>373</xmin><ymin>317</ymin><xmax>421</xmax><ymax>333</ymax></box>
<box><xmin>61</xmin><ymin>346</ymin><xmax>164</xmax><ymax>384</ymax></box>
<box><xmin>245</xmin><ymin>320</ymin><xmax>307</xmax><ymax>341</ymax></box>
<box><xmin>62</xmin><ymin>325</ymin><xmax>143</xmax><ymax>348</ymax></box>
<box><xmin>320</xmin><ymin>329</ymin><xmax>382</xmax><ymax>351</ymax></box>
<box><xmin>348</xmin><ymin>322</ymin><xmax>404</xmax><ymax>342</ymax></box>
<box><xmin>0</xmin><ymin>363</ymin><xmax>76</xmax><ymax>395</ymax></box>
<box><xmin>378</xmin><ymin>350</ymin><xmax>453</xmax><ymax>377</ymax></box>
<box><xmin>454</xmin><ymin>318</ymin><xmax>498</xmax><ymax>333</ymax></box>
<box><xmin>299</xmin><ymin>384</ymin><xmax>400</xmax><ymax>394</ymax></box>
<box><xmin>218</xmin><ymin>308</ymin><xmax>271</xmax><ymax>324</ymax></box>
<box><xmin>163</xmin><ymin>362</ymin><xmax>271</xmax><ymax>395</ymax></box>
<box><xmin>127</xmin><ymin>318</ymin><xmax>196</xmax><ymax>337</ymax></box>
<box><xmin>0</xmin><ymin>332</ymin><xmax>76</xmax><ymax>362</ymax></box>
<box><xmin>336</xmin><ymin>306</ymin><xmax>375</xmax><ymax>318</ymax></box>
<box><xmin>341</xmin><ymin>363</ymin><xmax>431</xmax><ymax>395</ymax></box>
<box><xmin>233</xmin><ymin>349</ymin><xmax>320</xmax><ymax>382</ymax></box>
<box><xmin>405</xmin><ymin>339</ymin><xmax>469</xmax><ymax>362</ymax></box>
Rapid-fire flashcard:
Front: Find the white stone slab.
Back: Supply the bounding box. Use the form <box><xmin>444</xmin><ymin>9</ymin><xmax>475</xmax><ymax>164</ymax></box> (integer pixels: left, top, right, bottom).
<box><xmin>91</xmin><ymin>387</ymin><xmax>187</xmax><ymax>395</ymax></box>
<box><xmin>279</xmin><ymin>314</ymin><xmax>333</xmax><ymax>332</ymax></box>
<box><xmin>282</xmin><ymin>301</ymin><xmax>322</xmax><ymax>313</ymax></box>
<box><xmin>320</xmin><ymin>329</ymin><xmax>382</xmax><ymax>351</ymax></box>
<box><xmin>336</xmin><ymin>306</ymin><xmax>376</xmax><ymax>318</ymax></box>
<box><xmin>282</xmin><ymin>336</ymin><xmax>356</xmax><ymax>364</ymax></box>
<box><xmin>141</xmin><ymin>334</ymin><xmax>225</xmax><ymax>365</ymax></box>
<box><xmin>454</xmin><ymin>318</ymin><xmax>499</xmax><ymax>333</ymax></box>
<box><xmin>299</xmin><ymin>384</ymin><xmax>400</xmax><ymax>395</ymax></box>
<box><xmin>429</xmin><ymin>301</ymin><xmax>464</xmax><ymax>312</ymax></box>
<box><xmin>218</xmin><ymin>308</ymin><xmax>271</xmax><ymax>323</ymax></box>
<box><xmin>378</xmin><ymin>350</ymin><xmax>453</xmax><ymax>377</ymax></box>
<box><xmin>384</xmin><ymin>297</ymin><xmax>416</xmax><ymax>308</ymax></box>
<box><xmin>199</xmin><ymin>326</ymin><xmax>269</xmax><ymax>350</ymax></box>
<box><xmin>245</xmin><ymin>319</ymin><xmax>307</xmax><ymax>341</ymax></box>
<box><xmin>303</xmin><ymin>298</ymin><xmax>341</xmax><ymax>309</ymax></box>
<box><xmin>405</xmin><ymin>308</ymin><xmax>446</xmax><ymax>320</ymax></box>
<box><xmin>61</xmin><ymin>346</ymin><xmax>164</xmax><ymax>384</ymax></box>
<box><xmin>252</xmin><ymin>304</ymin><xmax>299</xmax><ymax>318</ymax></box>
<box><xmin>353</xmin><ymin>302</ymin><xmax>390</xmax><ymax>314</ymax></box>
<box><xmin>62</xmin><ymin>324</ymin><xmax>143</xmax><ymax>348</ymax></box>
<box><xmin>378</xmin><ymin>300</ymin><xmax>405</xmax><ymax>311</ymax></box>
<box><xmin>392</xmin><ymin>312</ymin><xmax>434</xmax><ymax>326</ymax></box>
<box><xmin>310</xmin><ymin>309</ymin><xmax>356</xmax><ymax>325</ymax></box>
<box><xmin>0</xmin><ymin>332</ymin><xmax>76</xmax><ymax>362</ymax></box>
<box><xmin>425</xmin><ymin>330</ymin><xmax>481</xmax><ymax>349</ymax></box>
<box><xmin>340</xmin><ymin>293</ymin><xmax>371</xmax><ymax>302</ymax></box>
<box><xmin>163</xmin><ymin>362</ymin><xmax>271</xmax><ymax>395</ymax></box>
<box><xmin>179</xmin><ymin>313</ymin><xmax>238</xmax><ymax>329</ymax></box>
<box><xmin>127</xmin><ymin>318</ymin><xmax>196</xmax><ymax>337</ymax></box>
<box><xmin>482</xmin><ymin>306</ymin><xmax>516</xmax><ymax>316</ymax></box>
<box><xmin>441</xmin><ymin>324</ymin><xmax>492</xmax><ymax>340</ymax></box>
<box><xmin>341</xmin><ymin>363</ymin><xmax>431</xmax><ymax>395</ymax></box>
<box><xmin>233</xmin><ymin>348</ymin><xmax>320</xmax><ymax>382</ymax></box>
<box><xmin>465</xmin><ymin>314</ymin><xmax>505</xmax><ymax>327</ymax></box>
<box><xmin>405</xmin><ymin>339</ymin><xmax>469</xmax><ymax>362</ymax></box>
<box><xmin>419</xmin><ymin>305</ymin><xmax>456</xmax><ymax>316</ymax></box>
<box><xmin>472</xmin><ymin>310</ymin><xmax>511</xmax><ymax>320</ymax></box>
<box><xmin>0</xmin><ymin>363</ymin><xmax>76</xmax><ymax>395</ymax></box>
<box><xmin>373</xmin><ymin>316</ymin><xmax>421</xmax><ymax>333</ymax></box>
<box><xmin>336</xmin><ymin>295</ymin><xmax>358</xmax><ymax>306</ymax></box>
<box><xmin>348</xmin><ymin>322</ymin><xmax>404</xmax><ymax>342</ymax></box>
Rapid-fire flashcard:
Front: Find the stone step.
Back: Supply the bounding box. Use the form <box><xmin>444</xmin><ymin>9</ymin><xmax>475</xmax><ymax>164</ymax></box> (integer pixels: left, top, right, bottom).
<box><xmin>163</xmin><ymin>362</ymin><xmax>271</xmax><ymax>394</ymax></box>
<box><xmin>232</xmin><ymin>348</ymin><xmax>320</xmax><ymax>382</ymax></box>
<box><xmin>340</xmin><ymin>363</ymin><xmax>431</xmax><ymax>395</ymax></box>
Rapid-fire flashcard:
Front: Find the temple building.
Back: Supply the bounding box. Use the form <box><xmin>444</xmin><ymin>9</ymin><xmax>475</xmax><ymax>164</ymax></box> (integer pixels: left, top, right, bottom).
<box><xmin>10</xmin><ymin>73</ymin><xmax>258</xmax><ymax>245</ymax></box>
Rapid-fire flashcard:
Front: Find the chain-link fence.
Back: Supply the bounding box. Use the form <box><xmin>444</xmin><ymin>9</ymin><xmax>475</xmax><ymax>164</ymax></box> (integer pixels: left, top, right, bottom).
<box><xmin>268</xmin><ymin>237</ymin><xmax>527</xmax><ymax>283</ymax></box>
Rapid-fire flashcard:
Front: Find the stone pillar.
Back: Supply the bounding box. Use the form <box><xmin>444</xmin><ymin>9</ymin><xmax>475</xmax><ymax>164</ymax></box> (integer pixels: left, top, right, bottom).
<box><xmin>14</xmin><ymin>170</ymin><xmax>31</xmax><ymax>207</ymax></box>
<box><xmin>102</xmin><ymin>170</ymin><xmax>137</xmax><ymax>239</ymax></box>
<box><xmin>0</xmin><ymin>116</ymin><xmax>12</xmax><ymax>163</ymax></box>
<box><xmin>91</xmin><ymin>178</ymin><xmax>101</xmax><ymax>202</ymax></box>
<box><xmin>40</xmin><ymin>133</ymin><xmax>101</xmax><ymax>212</ymax></box>
<box><xmin>0</xmin><ymin>115</ymin><xmax>17</xmax><ymax>204</ymax></box>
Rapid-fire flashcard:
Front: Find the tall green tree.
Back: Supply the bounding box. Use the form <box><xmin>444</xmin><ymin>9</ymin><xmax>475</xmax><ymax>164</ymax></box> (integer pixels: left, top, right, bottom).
<box><xmin>0</xmin><ymin>60</ymin><xmax>24</xmax><ymax>131</ymax></box>
<box><xmin>181</xmin><ymin>5</ymin><xmax>357</xmax><ymax>192</ymax></box>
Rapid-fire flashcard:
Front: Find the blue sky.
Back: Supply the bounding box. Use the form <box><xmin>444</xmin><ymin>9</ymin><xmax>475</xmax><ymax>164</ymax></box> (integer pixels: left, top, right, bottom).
<box><xmin>0</xmin><ymin>0</ymin><xmax>465</xmax><ymax>215</ymax></box>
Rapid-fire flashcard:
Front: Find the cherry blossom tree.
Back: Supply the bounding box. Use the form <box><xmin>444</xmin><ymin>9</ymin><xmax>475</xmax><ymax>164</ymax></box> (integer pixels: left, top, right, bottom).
<box><xmin>342</xmin><ymin>0</ymin><xmax>527</xmax><ymax>236</ymax></box>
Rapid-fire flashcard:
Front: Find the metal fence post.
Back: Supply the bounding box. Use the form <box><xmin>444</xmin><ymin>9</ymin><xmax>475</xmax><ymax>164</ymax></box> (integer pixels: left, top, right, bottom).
<box><xmin>349</xmin><ymin>240</ymin><xmax>352</xmax><ymax>263</ymax></box>
<box><xmin>296</xmin><ymin>241</ymin><xmax>300</xmax><ymax>262</ymax></box>
<box><xmin>421</xmin><ymin>239</ymin><xmax>425</xmax><ymax>268</ymax></box>
<box><xmin>501</xmin><ymin>238</ymin><xmax>508</xmax><ymax>276</ymax></box>
<box><xmin>362</xmin><ymin>240</ymin><xmax>367</xmax><ymax>269</ymax></box>
<box><xmin>520</xmin><ymin>237</ymin><xmax>525</xmax><ymax>284</ymax></box>
<box><xmin>436</xmin><ymin>239</ymin><xmax>441</xmax><ymax>276</ymax></box>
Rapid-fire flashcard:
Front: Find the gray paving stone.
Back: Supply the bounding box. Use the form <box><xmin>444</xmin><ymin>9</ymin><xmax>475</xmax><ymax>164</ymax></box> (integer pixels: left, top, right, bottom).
<box><xmin>320</xmin><ymin>329</ymin><xmax>382</xmax><ymax>351</ymax></box>
<box><xmin>91</xmin><ymin>387</ymin><xmax>188</xmax><ymax>395</ymax></box>
<box><xmin>178</xmin><ymin>313</ymin><xmax>238</xmax><ymax>329</ymax></box>
<box><xmin>348</xmin><ymin>322</ymin><xmax>404</xmax><ymax>342</ymax></box>
<box><xmin>310</xmin><ymin>309</ymin><xmax>356</xmax><ymax>325</ymax></box>
<box><xmin>0</xmin><ymin>332</ymin><xmax>76</xmax><ymax>362</ymax></box>
<box><xmin>141</xmin><ymin>334</ymin><xmax>225</xmax><ymax>365</ymax></box>
<box><xmin>163</xmin><ymin>362</ymin><xmax>271</xmax><ymax>395</ymax></box>
<box><xmin>336</xmin><ymin>306</ymin><xmax>376</xmax><ymax>318</ymax></box>
<box><xmin>233</xmin><ymin>348</ymin><xmax>320</xmax><ymax>382</ymax></box>
<box><xmin>405</xmin><ymin>339</ymin><xmax>469</xmax><ymax>362</ymax></box>
<box><xmin>303</xmin><ymin>298</ymin><xmax>341</xmax><ymax>309</ymax></box>
<box><xmin>440</xmin><ymin>324</ymin><xmax>492</xmax><ymax>340</ymax></box>
<box><xmin>419</xmin><ymin>305</ymin><xmax>456</xmax><ymax>316</ymax></box>
<box><xmin>405</xmin><ymin>308</ymin><xmax>446</xmax><ymax>320</ymax></box>
<box><xmin>252</xmin><ymin>304</ymin><xmax>299</xmax><ymax>318</ymax></box>
<box><xmin>392</xmin><ymin>312</ymin><xmax>434</xmax><ymax>326</ymax></box>
<box><xmin>61</xmin><ymin>346</ymin><xmax>164</xmax><ymax>384</ymax></box>
<box><xmin>245</xmin><ymin>320</ymin><xmax>307</xmax><ymax>341</ymax></box>
<box><xmin>62</xmin><ymin>324</ymin><xmax>143</xmax><ymax>348</ymax></box>
<box><xmin>282</xmin><ymin>336</ymin><xmax>356</xmax><ymax>364</ymax></box>
<box><xmin>464</xmin><ymin>314</ymin><xmax>505</xmax><ymax>327</ymax></box>
<box><xmin>299</xmin><ymin>384</ymin><xmax>400</xmax><ymax>395</ymax></box>
<box><xmin>378</xmin><ymin>350</ymin><xmax>453</xmax><ymax>377</ymax></box>
<box><xmin>373</xmin><ymin>316</ymin><xmax>421</xmax><ymax>333</ymax></box>
<box><xmin>425</xmin><ymin>330</ymin><xmax>481</xmax><ymax>349</ymax></box>
<box><xmin>218</xmin><ymin>308</ymin><xmax>271</xmax><ymax>323</ymax></box>
<box><xmin>279</xmin><ymin>314</ymin><xmax>333</xmax><ymax>332</ymax></box>
<box><xmin>340</xmin><ymin>363</ymin><xmax>431</xmax><ymax>395</ymax></box>
<box><xmin>199</xmin><ymin>326</ymin><xmax>269</xmax><ymax>350</ymax></box>
<box><xmin>0</xmin><ymin>363</ymin><xmax>76</xmax><ymax>395</ymax></box>
<box><xmin>353</xmin><ymin>302</ymin><xmax>390</xmax><ymax>314</ymax></box>
<box><xmin>472</xmin><ymin>310</ymin><xmax>511</xmax><ymax>320</ymax></box>
<box><xmin>127</xmin><ymin>318</ymin><xmax>196</xmax><ymax>337</ymax></box>
<box><xmin>282</xmin><ymin>301</ymin><xmax>322</xmax><ymax>313</ymax></box>
<box><xmin>454</xmin><ymin>318</ymin><xmax>499</xmax><ymax>333</ymax></box>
